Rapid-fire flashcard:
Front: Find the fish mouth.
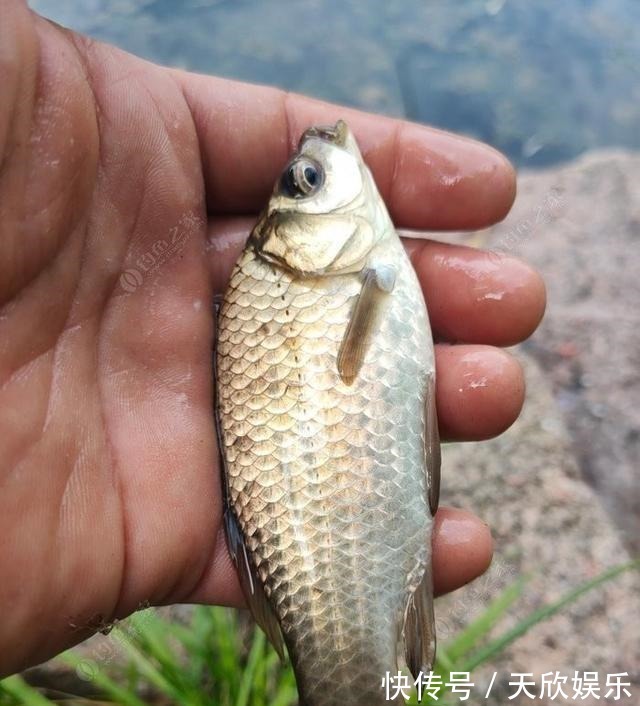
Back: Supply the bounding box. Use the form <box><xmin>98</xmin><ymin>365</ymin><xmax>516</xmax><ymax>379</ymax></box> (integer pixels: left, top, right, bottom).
<box><xmin>299</xmin><ymin>120</ymin><xmax>349</xmax><ymax>149</ymax></box>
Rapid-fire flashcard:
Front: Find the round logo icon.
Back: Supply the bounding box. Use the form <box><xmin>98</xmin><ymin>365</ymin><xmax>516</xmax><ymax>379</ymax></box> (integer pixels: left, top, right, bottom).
<box><xmin>120</xmin><ymin>268</ymin><xmax>143</xmax><ymax>293</ymax></box>
<box><xmin>75</xmin><ymin>659</ymin><xmax>98</xmax><ymax>682</ymax></box>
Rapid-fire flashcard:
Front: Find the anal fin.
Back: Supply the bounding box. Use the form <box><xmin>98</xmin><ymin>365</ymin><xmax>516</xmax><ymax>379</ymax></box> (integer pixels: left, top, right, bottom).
<box><xmin>402</xmin><ymin>566</ymin><xmax>436</xmax><ymax>680</ymax></box>
<box><xmin>224</xmin><ymin>508</ymin><xmax>286</xmax><ymax>662</ymax></box>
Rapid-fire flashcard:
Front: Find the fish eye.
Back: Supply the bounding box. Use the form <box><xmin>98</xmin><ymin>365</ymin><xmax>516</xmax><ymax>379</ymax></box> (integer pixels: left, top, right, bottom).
<box><xmin>281</xmin><ymin>158</ymin><xmax>323</xmax><ymax>198</ymax></box>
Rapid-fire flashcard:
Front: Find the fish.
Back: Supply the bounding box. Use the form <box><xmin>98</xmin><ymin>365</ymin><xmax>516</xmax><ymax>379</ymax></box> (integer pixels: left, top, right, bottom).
<box><xmin>215</xmin><ymin>120</ymin><xmax>440</xmax><ymax>706</ymax></box>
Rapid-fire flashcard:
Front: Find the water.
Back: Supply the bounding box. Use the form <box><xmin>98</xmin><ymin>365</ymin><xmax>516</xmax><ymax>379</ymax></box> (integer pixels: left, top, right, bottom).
<box><xmin>31</xmin><ymin>0</ymin><xmax>639</xmax><ymax>167</ymax></box>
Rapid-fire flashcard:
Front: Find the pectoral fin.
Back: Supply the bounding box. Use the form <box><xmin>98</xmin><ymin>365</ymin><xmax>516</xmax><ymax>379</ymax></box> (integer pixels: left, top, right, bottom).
<box><xmin>337</xmin><ymin>265</ymin><xmax>396</xmax><ymax>385</ymax></box>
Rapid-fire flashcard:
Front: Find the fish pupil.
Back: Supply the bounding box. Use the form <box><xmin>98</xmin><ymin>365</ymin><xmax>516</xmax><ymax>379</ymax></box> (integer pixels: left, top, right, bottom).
<box><xmin>303</xmin><ymin>166</ymin><xmax>317</xmax><ymax>186</ymax></box>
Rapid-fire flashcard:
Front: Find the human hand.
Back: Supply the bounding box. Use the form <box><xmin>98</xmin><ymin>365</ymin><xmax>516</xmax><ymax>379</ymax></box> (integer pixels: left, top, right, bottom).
<box><xmin>0</xmin><ymin>2</ymin><xmax>545</xmax><ymax>676</ymax></box>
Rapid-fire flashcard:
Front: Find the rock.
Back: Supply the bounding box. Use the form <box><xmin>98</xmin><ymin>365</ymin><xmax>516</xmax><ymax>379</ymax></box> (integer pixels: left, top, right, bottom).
<box><xmin>437</xmin><ymin>353</ymin><xmax>638</xmax><ymax>704</ymax></box>
<box><xmin>436</xmin><ymin>150</ymin><xmax>640</xmax><ymax>704</ymax></box>
<box><xmin>490</xmin><ymin>150</ymin><xmax>640</xmax><ymax>553</ymax></box>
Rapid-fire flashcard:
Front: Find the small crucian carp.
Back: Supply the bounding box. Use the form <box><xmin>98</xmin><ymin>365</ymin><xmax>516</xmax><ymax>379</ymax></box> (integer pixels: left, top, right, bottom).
<box><xmin>215</xmin><ymin>120</ymin><xmax>440</xmax><ymax>706</ymax></box>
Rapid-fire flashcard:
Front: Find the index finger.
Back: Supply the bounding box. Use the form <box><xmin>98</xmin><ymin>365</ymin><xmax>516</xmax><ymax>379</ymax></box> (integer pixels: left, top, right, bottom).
<box><xmin>175</xmin><ymin>73</ymin><xmax>516</xmax><ymax>230</ymax></box>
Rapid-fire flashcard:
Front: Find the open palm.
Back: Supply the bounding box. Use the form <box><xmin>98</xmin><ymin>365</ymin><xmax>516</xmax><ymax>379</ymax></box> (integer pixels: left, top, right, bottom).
<box><xmin>0</xmin><ymin>3</ymin><xmax>545</xmax><ymax>676</ymax></box>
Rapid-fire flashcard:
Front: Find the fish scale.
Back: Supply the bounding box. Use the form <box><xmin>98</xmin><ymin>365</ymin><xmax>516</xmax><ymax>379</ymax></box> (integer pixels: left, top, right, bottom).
<box><xmin>218</xmin><ymin>216</ymin><xmax>434</xmax><ymax>706</ymax></box>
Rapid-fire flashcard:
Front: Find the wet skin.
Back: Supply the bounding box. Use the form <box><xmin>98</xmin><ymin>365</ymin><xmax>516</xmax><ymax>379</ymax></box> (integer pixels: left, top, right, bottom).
<box><xmin>0</xmin><ymin>2</ymin><xmax>545</xmax><ymax>675</ymax></box>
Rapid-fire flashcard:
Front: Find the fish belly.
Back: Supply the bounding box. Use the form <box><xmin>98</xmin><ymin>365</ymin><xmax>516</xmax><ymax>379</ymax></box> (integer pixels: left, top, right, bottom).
<box><xmin>218</xmin><ymin>245</ymin><xmax>433</xmax><ymax>706</ymax></box>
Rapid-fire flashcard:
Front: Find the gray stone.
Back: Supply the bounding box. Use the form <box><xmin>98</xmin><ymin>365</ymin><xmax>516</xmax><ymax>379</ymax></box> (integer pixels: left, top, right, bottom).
<box><xmin>491</xmin><ymin>150</ymin><xmax>640</xmax><ymax>553</ymax></box>
<box><xmin>436</xmin><ymin>150</ymin><xmax>640</xmax><ymax>704</ymax></box>
<box><xmin>437</xmin><ymin>354</ymin><xmax>638</xmax><ymax>704</ymax></box>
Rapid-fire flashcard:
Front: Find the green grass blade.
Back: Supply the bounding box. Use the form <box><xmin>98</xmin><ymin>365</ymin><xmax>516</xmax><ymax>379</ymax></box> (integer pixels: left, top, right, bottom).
<box><xmin>124</xmin><ymin>610</ymin><xmax>204</xmax><ymax>703</ymax></box>
<box><xmin>443</xmin><ymin>574</ymin><xmax>529</xmax><ymax>663</ymax></box>
<box><xmin>236</xmin><ymin>628</ymin><xmax>266</xmax><ymax>706</ymax></box>
<box><xmin>433</xmin><ymin>648</ymin><xmax>455</xmax><ymax>675</ymax></box>
<box><xmin>115</xmin><ymin>631</ymin><xmax>190</xmax><ymax>703</ymax></box>
<box><xmin>167</xmin><ymin>620</ymin><xmax>203</xmax><ymax>654</ymax></box>
<box><xmin>252</xmin><ymin>630</ymin><xmax>268</xmax><ymax>705</ymax></box>
<box><xmin>462</xmin><ymin>560</ymin><xmax>639</xmax><ymax>672</ymax></box>
<box><xmin>59</xmin><ymin>652</ymin><xmax>147</xmax><ymax>706</ymax></box>
<box><xmin>205</xmin><ymin>608</ymin><xmax>240</xmax><ymax>681</ymax></box>
<box><xmin>263</xmin><ymin>649</ymin><xmax>297</xmax><ymax>706</ymax></box>
<box><xmin>126</xmin><ymin>610</ymin><xmax>179</xmax><ymax>667</ymax></box>
<box><xmin>270</xmin><ymin>687</ymin><xmax>299</xmax><ymax>706</ymax></box>
<box><xmin>0</xmin><ymin>676</ymin><xmax>52</xmax><ymax>706</ymax></box>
